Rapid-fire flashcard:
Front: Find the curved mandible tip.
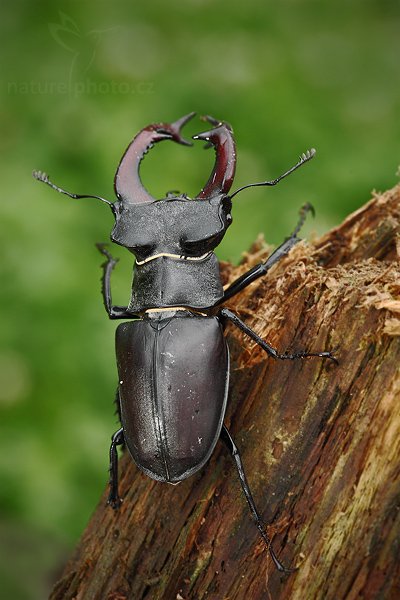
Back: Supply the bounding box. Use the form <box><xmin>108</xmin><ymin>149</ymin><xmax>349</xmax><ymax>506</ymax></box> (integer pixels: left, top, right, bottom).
<box><xmin>114</xmin><ymin>112</ymin><xmax>196</xmax><ymax>205</ymax></box>
<box><xmin>193</xmin><ymin>115</ymin><xmax>236</xmax><ymax>199</ymax></box>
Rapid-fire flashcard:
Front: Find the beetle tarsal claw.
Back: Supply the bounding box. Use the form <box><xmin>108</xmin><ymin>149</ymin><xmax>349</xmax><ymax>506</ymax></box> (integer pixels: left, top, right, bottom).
<box><xmin>303</xmin><ymin>201</ymin><xmax>315</xmax><ymax>218</ymax></box>
<box><xmin>107</xmin><ymin>496</ymin><xmax>123</xmax><ymax>510</ymax></box>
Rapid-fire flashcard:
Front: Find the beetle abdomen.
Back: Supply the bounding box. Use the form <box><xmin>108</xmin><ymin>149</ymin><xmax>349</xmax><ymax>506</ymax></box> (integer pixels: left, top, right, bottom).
<box><xmin>116</xmin><ymin>312</ymin><xmax>229</xmax><ymax>483</ymax></box>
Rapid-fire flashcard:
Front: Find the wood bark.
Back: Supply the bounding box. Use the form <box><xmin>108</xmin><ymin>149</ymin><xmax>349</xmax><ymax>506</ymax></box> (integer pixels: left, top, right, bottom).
<box><xmin>50</xmin><ymin>185</ymin><xmax>400</xmax><ymax>600</ymax></box>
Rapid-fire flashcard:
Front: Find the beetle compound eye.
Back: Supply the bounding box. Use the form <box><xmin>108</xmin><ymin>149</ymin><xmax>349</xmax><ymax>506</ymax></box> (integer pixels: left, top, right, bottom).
<box><xmin>222</xmin><ymin>195</ymin><xmax>232</xmax><ymax>211</ymax></box>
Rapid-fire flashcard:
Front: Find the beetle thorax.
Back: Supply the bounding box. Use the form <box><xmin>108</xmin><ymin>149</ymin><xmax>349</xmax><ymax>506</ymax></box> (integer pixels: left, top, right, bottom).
<box><xmin>110</xmin><ymin>195</ymin><xmax>232</xmax><ymax>314</ymax></box>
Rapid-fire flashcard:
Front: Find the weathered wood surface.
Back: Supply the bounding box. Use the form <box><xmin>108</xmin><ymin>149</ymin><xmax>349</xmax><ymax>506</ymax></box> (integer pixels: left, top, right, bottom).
<box><xmin>51</xmin><ymin>185</ymin><xmax>400</xmax><ymax>600</ymax></box>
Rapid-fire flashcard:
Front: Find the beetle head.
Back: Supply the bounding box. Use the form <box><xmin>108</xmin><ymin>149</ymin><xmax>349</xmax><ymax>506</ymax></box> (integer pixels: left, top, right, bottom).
<box><xmin>109</xmin><ymin>114</ymin><xmax>236</xmax><ymax>255</ymax></box>
<box><xmin>34</xmin><ymin>113</ymin><xmax>237</xmax><ymax>253</ymax></box>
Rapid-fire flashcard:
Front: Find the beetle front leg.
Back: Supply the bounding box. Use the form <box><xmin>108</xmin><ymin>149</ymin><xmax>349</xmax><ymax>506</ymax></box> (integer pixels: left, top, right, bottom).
<box><xmin>219</xmin><ymin>203</ymin><xmax>314</xmax><ymax>304</ymax></box>
<box><xmin>220</xmin><ymin>425</ymin><xmax>294</xmax><ymax>573</ymax></box>
<box><xmin>96</xmin><ymin>243</ymin><xmax>133</xmax><ymax>320</ymax></box>
<box><xmin>108</xmin><ymin>426</ymin><xmax>124</xmax><ymax>509</ymax></box>
<box><xmin>220</xmin><ymin>307</ymin><xmax>338</xmax><ymax>364</ymax></box>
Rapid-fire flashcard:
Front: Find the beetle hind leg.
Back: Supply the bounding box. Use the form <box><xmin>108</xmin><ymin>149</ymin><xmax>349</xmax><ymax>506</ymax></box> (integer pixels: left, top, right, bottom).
<box><xmin>220</xmin><ymin>425</ymin><xmax>295</xmax><ymax>573</ymax></box>
<box><xmin>113</xmin><ymin>386</ymin><xmax>123</xmax><ymax>426</ymax></box>
<box><xmin>108</xmin><ymin>426</ymin><xmax>124</xmax><ymax>509</ymax></box>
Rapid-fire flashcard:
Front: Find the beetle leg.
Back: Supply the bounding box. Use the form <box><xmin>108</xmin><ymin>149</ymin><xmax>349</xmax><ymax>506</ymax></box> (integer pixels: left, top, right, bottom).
<box><xmin>113</xmin><ymin>386</ymin><xmax>123</xmax><ymax>425</ymax></box>
<box><xmin>96</xmin><ymin>243</ymin><xmax>134</xmax><ymax>320</ymax></box>
<box><xmin>220</xmin><ymin>425</ymin><xmax>294</xmax><ymax>573</ymax></box>
<box><xmin>218</xmin><ymin>203</ymin><xmax>314</xmax><ymax>304</ymax></box>
<box><xmin>108</xmin><ymin>426</ymin><xmax>124</xmax><ymax>509</ymax></box>
<box><xmin>220</xmin><ymin>307</ymin><xmax>338</xmax><ymax>364</ymax></box>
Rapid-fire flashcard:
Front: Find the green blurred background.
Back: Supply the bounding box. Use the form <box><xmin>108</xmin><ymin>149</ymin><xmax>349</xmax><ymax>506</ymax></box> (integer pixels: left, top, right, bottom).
<box><xmin>1</xmin><ymin>1</ymin><xmax>399</xmax><ymax>598</ymax></box>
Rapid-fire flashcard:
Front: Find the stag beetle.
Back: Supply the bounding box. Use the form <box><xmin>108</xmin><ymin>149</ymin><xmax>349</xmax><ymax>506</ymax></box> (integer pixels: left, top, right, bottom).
<box><xmin>34</xmin><ymin>112</ymin><xmax>336</xmax><ymax>572</ymax></box>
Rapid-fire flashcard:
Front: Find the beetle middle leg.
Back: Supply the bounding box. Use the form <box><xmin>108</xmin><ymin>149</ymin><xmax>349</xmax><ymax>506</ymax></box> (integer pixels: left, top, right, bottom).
<box><xmin>220</xmin><ymin>307</ymin><xmax>338</xmax><ymax>364</ymax></box>
<box><xmin>221</xmin><ymin>425</ymin><xmax>294</xmax><ymax>573</ymax></box>
<box><xmin>219</xmin><ymin>203</ymin><xmax>314</xmax><ymax>304</ymax></box>
<box><xmin>108</xmin><ymin>425</ymin><xmax>125</xmax><ymax>509</ymax></box>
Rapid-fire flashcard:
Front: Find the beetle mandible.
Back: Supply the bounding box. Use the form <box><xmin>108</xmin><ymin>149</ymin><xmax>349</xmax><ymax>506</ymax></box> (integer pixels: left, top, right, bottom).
<box><xmin>34</xmin><ymin>113</ymin><xmax>337</xmax><ymax>572</ymax></box>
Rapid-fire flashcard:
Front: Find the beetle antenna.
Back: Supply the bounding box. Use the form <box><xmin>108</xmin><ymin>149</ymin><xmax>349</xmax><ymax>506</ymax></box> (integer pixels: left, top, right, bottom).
<box><xmin>33</xmin><ymin>170</ymin><xmax>114</xmax><ymax>207</ymax></box>
<box><xmin>229</xmin><ymin>148</ymin><xmax>316</xmax><ymax>200</ymax></box>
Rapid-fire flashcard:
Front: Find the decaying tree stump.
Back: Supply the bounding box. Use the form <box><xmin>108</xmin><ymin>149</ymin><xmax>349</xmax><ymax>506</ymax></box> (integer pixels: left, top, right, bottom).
<box><xmin>50</xmin><ymin>185</ymin><xmax>400</xmax><ymax>600</ymax></box>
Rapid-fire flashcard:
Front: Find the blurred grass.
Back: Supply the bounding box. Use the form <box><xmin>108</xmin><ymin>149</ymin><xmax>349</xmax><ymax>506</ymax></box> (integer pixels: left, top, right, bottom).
<box><xmin>1</xmin><ymin>1</ymin><xmax>399</xmax><ymax>598</ymax></box>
